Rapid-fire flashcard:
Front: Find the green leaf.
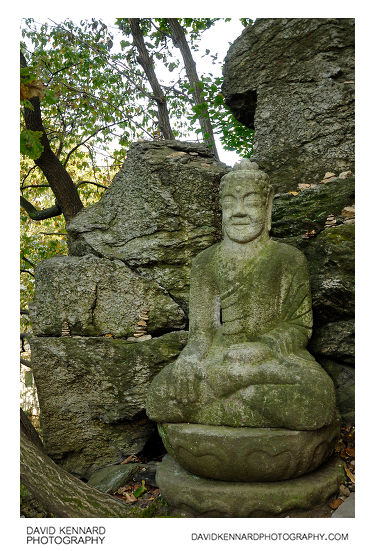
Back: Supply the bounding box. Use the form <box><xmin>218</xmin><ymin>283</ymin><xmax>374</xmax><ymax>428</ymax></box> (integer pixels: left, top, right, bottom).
<box><xmin>20</xmin><ymin>129</ymin><xmax>44</xmax><ymax>160</ymax></box>
<box><xmin>214</xmin><ymin>94</ymin><xmax>224</xmax><ymax>107</ymax></box>
<box><xmin>133</xmin><ymin>480</ymin><xmax>147</xmax><ymax>498</ymax></box>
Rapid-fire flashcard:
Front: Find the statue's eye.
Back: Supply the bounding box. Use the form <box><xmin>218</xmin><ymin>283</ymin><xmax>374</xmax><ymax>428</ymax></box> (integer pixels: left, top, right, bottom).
<box><xmin>222</xmin><ymin>196</ymin><xmax>234</xmax><ymax>207</ymax></box>
<box><xmin>244</xmin><ymin>196</ymin><xmax>262</xmax><ymax>208</ymax></box>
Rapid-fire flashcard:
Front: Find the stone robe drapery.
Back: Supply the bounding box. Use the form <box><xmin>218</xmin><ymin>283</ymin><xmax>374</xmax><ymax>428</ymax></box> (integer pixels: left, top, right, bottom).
<box><xmin>146</xmin><ymin>240</ymin><xmax>336</xmax><ymax>430</ymax></box>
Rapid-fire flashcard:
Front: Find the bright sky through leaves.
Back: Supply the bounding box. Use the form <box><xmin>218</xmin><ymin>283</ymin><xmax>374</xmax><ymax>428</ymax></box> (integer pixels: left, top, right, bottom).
<box><xmin>100</xmin><ymin>17</ymin><xmax>247</xmax><ymax>166</ymax></box>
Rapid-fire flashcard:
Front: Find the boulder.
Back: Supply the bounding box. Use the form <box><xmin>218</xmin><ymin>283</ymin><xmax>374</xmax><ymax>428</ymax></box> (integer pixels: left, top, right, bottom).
<box><xmin>222</xmin><ymin>18</ymin><xmax>354</xmax><ymax>192</ymax></box>
<box><xmin>335</xmin><ymin>365</ymin><xmax>355</xmax><ymax>423</ymax></box>
<box><xmin>87</xmin><ymin>464</ymin><xmax>139</xmax><ymax>493</ymax></box>
<box><xmin>318</xmin><ymin>361</ymin><xmax>354</xmax><ymax>424</ymax></box>
<box><xmin>30</xmin><ymin>332</ymin><xmax>188</xmax><ymax>478</ymax></box>
<box><xmin>304</xmin><ymin>224</ymin><xmax>355</xmax><ymax>325</ymax></box>
<box><xmin>270</xmin><ymin>183</ymin><xmax>354</xmax><ymax>420</ymax></box>
<box><xmin>309</xmin><ymin>319</ymin><xmax>355</xmax><ymax>366</ymax></box>
<box><xmin>29</xmin><ymin>255</ymin><xmax>185</xmax><ymax>337</ymax></box>
<box><xmin>67</xmin><ymin>140</ymin><xmax>228</xmax><ymax>310</ymax></box>
<box><xmin>271</xmin><ymin>178</ymin><xmax>355</xmax><ymax>238</ymax></box>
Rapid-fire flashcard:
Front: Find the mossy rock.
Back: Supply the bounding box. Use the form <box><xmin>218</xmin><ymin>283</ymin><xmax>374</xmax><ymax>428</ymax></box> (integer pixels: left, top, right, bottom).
<box><xmin>304</xmin><ymin>224</ymin><xmax>354</xmax><ymax>324</ymax></box>
<box><xmin>271</xmin><ymin>179</ymin><xmax>354</xmax><ymax>238</ymax></box>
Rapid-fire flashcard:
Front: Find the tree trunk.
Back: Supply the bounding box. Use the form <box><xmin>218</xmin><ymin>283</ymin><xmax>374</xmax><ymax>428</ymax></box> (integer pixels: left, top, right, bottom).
<box><xmin>20</xmin><ymin>51</ymin><xmax>84</xmax><ymax>222</ymax></box>
<box><xmin>167</xmin><ymin>19</ymin><xmax>219</xmax><ymax>160</ymax></box>
<box><xmin>129</xmin><ymin>19</ymin><xmax>175</xmax><ymax>140</ymax></box>
<box><xmin>20</xmin><ymin>408</ymin><xmax>44</xmax><ymax>451</ymax></box>
<box><xmin>20</xmin><ymin>411</ymin><xmax>139</xmax><ymax>518</ymax></box>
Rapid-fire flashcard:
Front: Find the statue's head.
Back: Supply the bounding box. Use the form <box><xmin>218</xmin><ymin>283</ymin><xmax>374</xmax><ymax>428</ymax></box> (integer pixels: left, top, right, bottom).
<box><xmin>219</xmin><ymin>160</ymin><xmax>273</xmax><ymax>244</ymax></box>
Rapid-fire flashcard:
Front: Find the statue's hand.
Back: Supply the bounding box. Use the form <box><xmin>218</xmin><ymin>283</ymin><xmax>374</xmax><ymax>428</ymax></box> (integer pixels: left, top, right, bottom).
<box><xmin>170</xmin><ymin>358</ymin><xmax>204</xmax><ymax>406</ymax></box>
<box><xmin>224</xmin><ymin>341</ymin><xmax>272</xmax><ymax>364</ymax></box>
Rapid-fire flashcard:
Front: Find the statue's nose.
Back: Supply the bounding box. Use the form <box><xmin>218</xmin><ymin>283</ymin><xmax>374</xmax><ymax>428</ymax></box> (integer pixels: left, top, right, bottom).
<box><xmin>232</xmin><ymin>201</ymin><xmax>247</xmax><ymax>216</ymax></box>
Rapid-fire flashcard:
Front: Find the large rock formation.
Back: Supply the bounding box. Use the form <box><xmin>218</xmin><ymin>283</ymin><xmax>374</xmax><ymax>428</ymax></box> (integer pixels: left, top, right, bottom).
<box><xmin>30</xmin><ymin>255</ymin><xmax>185</xmax><ymax>338</ymax></box>
<box><xmin>30</xmin><ymin>141</ymin><xmax>228</xmax><ymax>476</ymax></box>
<box><xmin>31</xmin><ymin>332</ymin><xmax>188</xmax><ymax>479</ymax></box>
<box><xmin>271</xmin><ymin>187</ymin><xmax>355</xmax><ymax>422</ymax></box>
<box><xmin>67</xmin><ymin>140</ymin><xmax>228</xmax><ymax>310</ymax></box>
<box><xmin>222</xmin><ymin>18</ymin><xmax>354</xmax><ymax>193</ymax></box>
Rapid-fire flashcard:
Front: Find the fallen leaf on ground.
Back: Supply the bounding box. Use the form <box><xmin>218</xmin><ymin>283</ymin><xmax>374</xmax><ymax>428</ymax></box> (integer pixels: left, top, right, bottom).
<box><xmin>344</xmin><ymin>466</ymin><xmax>355</xmax><ymax>483</ymax></box>
<box><xmin>121</xmin><ymin>454</ymin><xmax>138</xmax><ymax>464</ymax></box>
<box><xmin>328</xmin><ymin>498</ymin><xmax>343</xmax><ymax>510</ymax></box>
<box><xmin>116</xmin><ymin>484</ymin><xmax>133</xmax><ymax>495</ymax></box>
<box><xmin>124</xmin><ymin>492</ymin><xmax>138</xmax><ymax>503</ymax></box>
<box><xmin>302</xmin><ymin>229</ymin><xmax>317</xmax><ymax>239</ymax></box>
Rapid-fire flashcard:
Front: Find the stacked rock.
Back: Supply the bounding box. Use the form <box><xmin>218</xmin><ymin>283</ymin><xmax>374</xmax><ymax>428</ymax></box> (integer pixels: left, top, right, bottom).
<box><xmin>325</xmin><ymin>214</ymin><xmax>337</xmax><ymax>228</ymax></box>
<box><xmin>133</xmin><ymin>310</ymin><xmax>152</xmax><ymax>342</ymax></box>
<box><xmin>61</xmin><ymin>321</ymin><xmax>71</xmax><ymax>337</ymax></box>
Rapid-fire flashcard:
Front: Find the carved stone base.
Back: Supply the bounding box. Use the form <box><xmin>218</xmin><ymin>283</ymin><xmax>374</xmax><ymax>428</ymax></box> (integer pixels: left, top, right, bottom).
<box><xmin>158</xmin><ymin>420</ymin><xmax>340</xmax><ymax>482</ymax></box>
<box><xmin>156</xmin><ymin>454</ymin><xmax>345</xmax><ymax>518</ymax></box>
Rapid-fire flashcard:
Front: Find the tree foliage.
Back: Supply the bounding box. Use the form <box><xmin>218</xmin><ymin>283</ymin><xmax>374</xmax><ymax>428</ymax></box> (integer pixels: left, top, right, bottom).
<box><xmin>20</xmin><ymin>17</ymin><xmax>254</xmax><ymax>331</ymax></box>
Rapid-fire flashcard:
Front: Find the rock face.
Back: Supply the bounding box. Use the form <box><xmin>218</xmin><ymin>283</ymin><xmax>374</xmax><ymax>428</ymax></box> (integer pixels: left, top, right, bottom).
<box><xmin>222</xmin><ymin>18</ymin><xmax>355</xmax><ymax>193</ymax></box>
<box><xmin>270</xmin><ymin>185</ymin><xmax>355</xmax><ymax>422</ymax></box>
<box><xmin>271</xmin><ymin>178</ymin><xmax>355</xmax><ymax>238</ymax></box>
<box><xmin>31</xmin><ymin>332</ymin><xmax>188</xmax><ymax>478</ymax></box>
<box><xmin>30</xmin><ymin>140</ymin><xmax>228</xmax><ymax>477</ymax></box>
<box><xmin>30</xmin><ymin>255</ymin><xmax>185</xmax><ymax>337</ymax></box>
<box><xmin>67</xmin><ymin>140</ymin><xmax>228</xmax><ymax>310</ymax></box>
<box><xmin>304</xmin><ymin>225</ymin><xmax>355</xmax><ymax>325</ymax></box>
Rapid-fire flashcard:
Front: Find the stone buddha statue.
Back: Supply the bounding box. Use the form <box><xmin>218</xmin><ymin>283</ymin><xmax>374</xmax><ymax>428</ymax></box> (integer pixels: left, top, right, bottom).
<box><xmin>146</xmin><ymin>160</ymin><xmax>336</xmax><ymax>431</ymax></box>
<box><xmin>146</xmin><ymin>161</ymin><xmax>342</xmax><ymax>516</ymax></box>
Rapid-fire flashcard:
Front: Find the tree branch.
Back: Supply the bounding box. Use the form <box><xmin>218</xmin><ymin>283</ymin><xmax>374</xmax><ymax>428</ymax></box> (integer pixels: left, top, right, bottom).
<box><xmin>20</xmin><ymin>195</ymin><xmax>62</xmax><ymax>221</ymax></box>
<box><xmin>129</xmin><ymin>18</ymin><xmax>175</xmax><ymax>140</ymax></box>
<box><xmin>20</xmin><ymin>184</ymin><xmax>50</xmax><ymax>191</ymax></box>
<box><xmin>76</xmin><ymin>180</ymin><xmax>108</xmax><ymax>190</ymax></box>
<box><xmin>20</xmin><ymin>408</ymin><xmax>44</xmax><ymax>451</ymax></box>
<box><xmin>150</xmin><ymin>19</ymin><xmax>173</xmax><ymax>40</ymax></box>
<box><xmin>21</xmin><ymin>165</ymin><xmax>38</xmax><ymax>188</ymax></box>
<box><xmin>39</xmin><ymin>232</ymin><xmax>67</xmax><ymax>236</ymax></box>
<box><xmin>22</xmin><ymin>256</ymin><xmax>36</xmax><ymax>268</ymax></box>
<box><xmin>20</xmin><ymin>358</ymin><xmax>32</xmax><ymax>368</ymax></box>
<box><xmin>166</xmin><ymin>19</ymin><xmax>219</xmax><ymax>159</ymax></box>
<box><xmin>21</xmin><ymin>50</ymin><xmax>84</xmax><ymax>221</ymax></box>
<box><xmin>21</xmin><ymin>310</ymin><xmax>30</xmax><ymax>316</ymax></box>
<box><xmin>20</xmin><ymin>420</ymin><xmax>143</xmax><ymax>518</ymax></box>
<box><xmin>21</xmin><ymin>269</ymin><xmax>34</xmax><ymax>277</ymax></box>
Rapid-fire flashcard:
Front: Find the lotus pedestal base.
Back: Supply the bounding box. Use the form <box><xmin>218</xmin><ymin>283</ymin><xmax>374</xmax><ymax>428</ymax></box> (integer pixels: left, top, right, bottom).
<box><xmin>156</xmin><ymin>454</ymin><xmax>345</xmax><ymax>518</ymax></box>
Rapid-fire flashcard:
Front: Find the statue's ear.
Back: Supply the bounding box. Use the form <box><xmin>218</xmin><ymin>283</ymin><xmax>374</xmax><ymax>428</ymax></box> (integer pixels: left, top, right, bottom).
<box><xmin>266</xmin><ymin>188</ymin><xmax>274</xmax><ymax>232</ymax></box>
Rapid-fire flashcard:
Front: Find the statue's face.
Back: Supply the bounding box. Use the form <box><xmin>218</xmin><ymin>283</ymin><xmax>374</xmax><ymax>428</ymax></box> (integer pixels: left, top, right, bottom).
<box><xmin>221</xmin><ymin>178</ymin><xmax>267</xmax><ymax>243</ymax></box>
